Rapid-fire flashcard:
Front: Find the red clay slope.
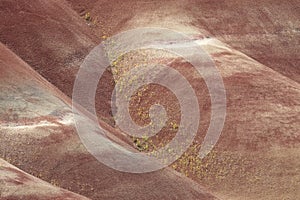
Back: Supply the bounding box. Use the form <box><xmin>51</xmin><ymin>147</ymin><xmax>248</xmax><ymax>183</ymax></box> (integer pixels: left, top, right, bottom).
<box><xmin>0</xmin><ymin>0</ymin><xmax>116</xmax><ymax>125</ymax></box>
<box><xmin>0</xmin><ymin>42</ymin><xmax>219</xmax><ymax>200</ymax></box>
<box><xmin>1</xmin><ymin>0</ymin><xmax>299</xmax><ymax>199</ymax></box>
<box><xmin>0</xmin><ymin>0</ymin><xmax>97</xmax><ymax>97</ymax></box>
<box><xmin>97</xmin><ymin>34</ymin><xmax>300</xmax><ymax>199</ymax></box>
<box><xmin>0</xmin><ymin>159</ymin><xmax>90</xmax><ymax>200</ymax></box>
<box><xmin>182</xmin><ymin>39</ymin><xmax>300</xmax><ymax>200</ymax></box>
<box><xmin>63</xmin><ymin>1</ymin><xmax>300</xmax><ymax>199</ymax></box>
<box><xmin>66</xmin><ymin>0</ymin><xmax>300</xmax><ymax>83</ymax></box>
<box><xmin>185</xmin><ymin>0</ymin><xmax>300</xmax><ymax>83</ymax></box>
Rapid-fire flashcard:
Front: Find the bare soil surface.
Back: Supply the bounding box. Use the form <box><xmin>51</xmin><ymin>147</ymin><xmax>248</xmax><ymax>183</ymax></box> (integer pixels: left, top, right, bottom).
<box><xmin>0</xmin><ymin>158</ymin><xmax>90</xmax><ymax>200</ymax></box>
<box><xmin>65</xmin><ymin>1</ymin><xmax>300</xmax><ymax>199</ymax></box>
<box><xmin>0</xmin><ymin>0</ymin><xmax>299</xmax><ymax>200</ymax></box>
<box><xmin>67</xmin><ymin>0</ymin><xmax>300</xmax><ymax>82</ymax></box>
<box><xmin>0</xmin><ymin>42</ymin><xmax>218</xmax><ymax>199</ymax></box>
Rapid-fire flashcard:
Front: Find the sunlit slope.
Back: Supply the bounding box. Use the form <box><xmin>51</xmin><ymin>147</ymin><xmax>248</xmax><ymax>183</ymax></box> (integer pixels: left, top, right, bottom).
<box><xmin>0</xmin><ymin>42</ymin><xmax>219</xmax><ymax>200</ymax></box>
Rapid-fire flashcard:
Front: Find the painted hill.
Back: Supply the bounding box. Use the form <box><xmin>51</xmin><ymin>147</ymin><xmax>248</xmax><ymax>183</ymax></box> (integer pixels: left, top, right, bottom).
<box><xmin>0</xmin><ymin>0</ymin><xmax>299</xmax><ymax>200</ymax></box>
<box><xmin>65</xmin><ymin>1</ymin><xmax>300</xmax><ymax>199</ymax></box>
<box><xmin>0</xmin><ymin>40</ymin><xmax>218</xmax><ymax>199</ymax></box>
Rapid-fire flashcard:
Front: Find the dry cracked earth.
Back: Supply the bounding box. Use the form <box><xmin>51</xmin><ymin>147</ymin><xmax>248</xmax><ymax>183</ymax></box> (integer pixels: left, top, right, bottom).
<box><xmin>0</xmin><ymin>0</ymin><xmax>299</xmax><ymax>200</ymax></box>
